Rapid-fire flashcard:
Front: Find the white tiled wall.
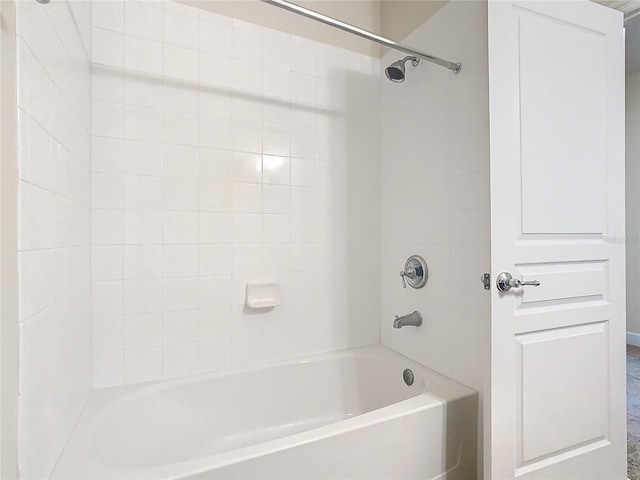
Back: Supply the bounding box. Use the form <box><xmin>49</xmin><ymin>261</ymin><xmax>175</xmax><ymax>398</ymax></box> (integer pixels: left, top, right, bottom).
<box><xmin>15</xmin><ymin>0</ymin><xmax>92</xmax><ymax>478</ymax></box>
<box><xmin>379</xmin><ymin>1</ymin><xmax>490</xmax><ymax>475</ymax></box>
<box><xmin>90</xmin><ymin>0</ymin><xmax>381</xmax><ymax>387</ymax></box>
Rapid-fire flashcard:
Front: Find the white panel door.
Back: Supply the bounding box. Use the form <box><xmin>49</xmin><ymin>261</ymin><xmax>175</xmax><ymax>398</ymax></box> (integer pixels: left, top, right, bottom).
<box><xmin>488</xmin><ymin>1</ymin><xmax>626</xmax><ymax>478</ymax></box>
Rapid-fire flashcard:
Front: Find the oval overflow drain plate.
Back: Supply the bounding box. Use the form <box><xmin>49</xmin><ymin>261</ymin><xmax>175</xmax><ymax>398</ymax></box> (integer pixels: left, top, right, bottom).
<box><xmin>403</xmin><ymin>368</ymin><xmax>414</xmax><ymax>386</ymax></box>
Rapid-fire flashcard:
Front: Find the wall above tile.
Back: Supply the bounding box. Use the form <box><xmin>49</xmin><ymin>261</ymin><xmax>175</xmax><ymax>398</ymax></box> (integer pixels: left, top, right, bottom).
<box><xmin>178</xmin><ymin>0</ymin><xmax>447</xmax><ymax>58</ymax></box>
<box><xmin>179</xmin><ymin>0</ymin><xmax>382</xmax><ymax>57</ymax></box>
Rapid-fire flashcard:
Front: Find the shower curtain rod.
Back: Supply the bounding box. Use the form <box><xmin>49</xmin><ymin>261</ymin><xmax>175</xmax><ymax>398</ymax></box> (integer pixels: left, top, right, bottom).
<box><xmin>259</xmin><ymin>0</ymin><xmax>462</xmax><ymax>73</ymax></box>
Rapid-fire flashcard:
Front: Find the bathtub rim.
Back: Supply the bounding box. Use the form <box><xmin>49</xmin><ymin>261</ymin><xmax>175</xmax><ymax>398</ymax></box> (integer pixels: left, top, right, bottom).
<box><xmin>52</xmin><ymin>345</ymin><xmax>477</xmax><ymax>480</ymax></box>
<box><xmin>82</xmin><ymin>345</ymin><xmax>474</xmax><ymax>414</ymax></box>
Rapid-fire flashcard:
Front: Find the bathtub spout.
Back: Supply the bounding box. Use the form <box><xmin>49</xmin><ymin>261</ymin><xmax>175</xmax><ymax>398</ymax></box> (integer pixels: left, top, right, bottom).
<box><xmin>393</xmin><ymin>311</ymin><xmax>422</xmax><ymax>328</ymax></box>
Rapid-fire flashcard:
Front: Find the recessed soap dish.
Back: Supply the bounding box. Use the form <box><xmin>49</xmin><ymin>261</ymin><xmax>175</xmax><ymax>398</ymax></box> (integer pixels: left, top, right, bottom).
<box><xmin>245</xmin><ymin>280</ymin><xmax>280</xmax><ymax>309</ymax></box>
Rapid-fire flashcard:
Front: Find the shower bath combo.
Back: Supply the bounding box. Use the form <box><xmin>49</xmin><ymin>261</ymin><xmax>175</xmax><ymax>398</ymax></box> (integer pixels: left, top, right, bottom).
<box><xmin>9</xmin><ymin>0</ymin><xmax>627</xmax><ymax>479</ymax></box>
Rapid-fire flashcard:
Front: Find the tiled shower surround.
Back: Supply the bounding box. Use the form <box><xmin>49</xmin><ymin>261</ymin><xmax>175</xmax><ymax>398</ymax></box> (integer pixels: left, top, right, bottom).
<box><xmin>15</xmin><ymin>1</ymin><xmax>92</xmax><ymax>477</ymax></box>
<box><xmin>14</xmin><ymin>1</ymin><xmax>491</xmax><ymax>476</ymax></box>
<box><xmin>90</xmin><ymin>1</ymin><xmax>381</xmax><ymax>387</ymax></box>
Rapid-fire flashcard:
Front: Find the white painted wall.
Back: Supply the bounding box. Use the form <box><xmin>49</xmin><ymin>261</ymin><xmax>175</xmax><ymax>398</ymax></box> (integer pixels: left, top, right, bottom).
<box><xmin>179</xmin><ymin>0</ymin><xmax>383</xmax><ymax>57</ymax></box>
<box><xmin>14</xmin><ymin>1</ymin><xmax>92</xmax><ymax>477</ymax></box>
<box><xmin>90</xmin><ymin>0</ymin><xmax>381</xmax><ymax>387</ymax></box>
<box><xmin>180</xmin><ymin>0</ymin><xmax>446</xmax><ymax>59</ymax></box>
<box><xmin>379</xmin><ymin>1</ymin><xmax>490</xmax><ymax>476</ymax></box>
<box><xmin>627</xmin><ymin>72</ymin><xmax>640</xmax><ymax>342</ymax></box>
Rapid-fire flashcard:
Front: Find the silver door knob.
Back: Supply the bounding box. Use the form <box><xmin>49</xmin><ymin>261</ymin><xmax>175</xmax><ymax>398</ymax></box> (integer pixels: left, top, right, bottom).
<box><xmin>496</xmin><ymin>272</ymin><xmax>540</xmax><ymax>292</ymax></box>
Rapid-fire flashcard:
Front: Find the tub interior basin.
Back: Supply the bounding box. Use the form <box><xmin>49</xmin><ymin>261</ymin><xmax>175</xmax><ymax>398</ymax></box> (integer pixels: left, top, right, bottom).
<box><xmin>85</xmin><ymin>354</ymin><xmax>426</xmax><ymax>469</ymax></box>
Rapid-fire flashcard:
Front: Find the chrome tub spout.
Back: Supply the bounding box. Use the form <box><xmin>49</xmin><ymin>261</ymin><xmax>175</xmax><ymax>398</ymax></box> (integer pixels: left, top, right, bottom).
<box><xmin>393</xmin><ymin>311</ymin><xmax>422</xmax><ymax>328</ymax></box>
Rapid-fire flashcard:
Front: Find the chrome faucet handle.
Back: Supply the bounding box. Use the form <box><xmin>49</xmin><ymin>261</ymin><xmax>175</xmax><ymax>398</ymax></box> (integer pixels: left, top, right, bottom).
<box><xmin>399</xmin><ymin>266</ymin><xmax>416</xmax><ymax>288</ymax></box>
<box><xmin>399</xmin><ymin>256</ymin><xmax>428</xmax><ymax>289</ymax></box>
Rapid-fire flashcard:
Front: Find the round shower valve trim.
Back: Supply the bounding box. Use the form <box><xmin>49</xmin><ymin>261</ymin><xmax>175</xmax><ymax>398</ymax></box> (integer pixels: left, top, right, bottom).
<box><xmin>399</xmin><ymin>255</ymin><xmax>428</xmax><ymax>289</ymax></box>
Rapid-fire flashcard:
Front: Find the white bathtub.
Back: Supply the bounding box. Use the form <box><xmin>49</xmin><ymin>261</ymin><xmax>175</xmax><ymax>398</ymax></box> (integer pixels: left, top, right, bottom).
<box><xmin>53</xmin><ymin>346</ymin><xmax>477</xmax><ymax>479</ymax></box>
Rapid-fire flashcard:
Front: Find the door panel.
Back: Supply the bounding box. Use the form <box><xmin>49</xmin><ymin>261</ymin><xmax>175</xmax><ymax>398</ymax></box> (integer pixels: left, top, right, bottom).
<box><xmin>489</xmin><ymin>1</ymin><xmax>625</xmax><ymax>478</ymax></box>
<box><xmin>516</xmin><ymin>260</ymin><xmax>607</xmax><ymax>305</ymax></box>
<box><xmin>519</xmin><ymin>6</ymin><xmax>608</xmax><ymax>235</ymax></box>
<box><xmin>518</xmin><ymin>322</ymin><xmax>610</xmax><ymax>464</ymax></box>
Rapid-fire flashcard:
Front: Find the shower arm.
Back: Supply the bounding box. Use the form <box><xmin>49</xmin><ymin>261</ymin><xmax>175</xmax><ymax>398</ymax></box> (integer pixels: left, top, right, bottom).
<box><xmin>259</xmin><ymin>0</ymin><xmax>462</xmax><ymax>74</ymax></box>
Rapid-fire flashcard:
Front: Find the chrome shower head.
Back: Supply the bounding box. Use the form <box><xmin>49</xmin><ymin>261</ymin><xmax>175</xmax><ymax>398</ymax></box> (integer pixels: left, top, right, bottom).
<box><xmin>385</xmin><ymin>56</ymin><xmax>420</xmax><ymax>83</ymax></box>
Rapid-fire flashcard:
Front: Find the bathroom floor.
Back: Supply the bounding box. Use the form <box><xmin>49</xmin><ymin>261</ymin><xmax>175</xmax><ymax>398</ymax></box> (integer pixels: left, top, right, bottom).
<box><xmin>628</xmin><ymin>345</ymin><xmax>640</xmax><ymax>479</ymax></box>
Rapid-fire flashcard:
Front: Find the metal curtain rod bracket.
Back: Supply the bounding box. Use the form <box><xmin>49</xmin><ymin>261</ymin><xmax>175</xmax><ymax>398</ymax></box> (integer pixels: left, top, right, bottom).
<box><xmin>259</xmin><ymin>0</ymin><xmax>462</xmax><ymax>74</ymax></box>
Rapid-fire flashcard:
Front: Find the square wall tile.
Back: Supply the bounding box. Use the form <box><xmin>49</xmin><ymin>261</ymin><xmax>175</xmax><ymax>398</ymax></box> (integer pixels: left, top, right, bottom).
<box><xmin>124</xmin><ymin>279</ymin><xmax>163</xmax><ymax>315</ymax></box>
<box><xmin>125</xmin><ymin>2</ymin><xmax>163</xmax><ymax>42</ymax></box>
<box><xmin>231</xmin><ymin>60</ymin><xmax>262</xmax><ymax>95</ymax></box>
<box><xmin>198</xmin><ymin>306</ymin><xmax>232</xmax><ymax>340</ymax></box>
<box><xmin>92</xmin><ymin>173</ymin><xmax>123</xmax><ymax>209</ymax></box>
<box><xmin>232</xmin><ymin>213</ymin><xmax>262</xmax><ymax>243</ymax></box>
<box><xmin>124</xmin><ymin>245</ymin><xmax>162</xmax><ymax>279</ymax></box>
<box><xmin>198</xmin><ymin>245</ymin><xmax>233</xmax><ymax>276</ymax></box>
<box><xmin>92</xmin><ymin>28</ymin><xmax>124</xmax><ymax>67</ymax></box>
<box><xmin>163</xmin><ymin>309</ymin><xmax>199</xmax><ymax>344</ymax></box>
<box><xmin>123</xmin><ymin>175</ymin><xmax>162</xmax><ymax>210</ymax></box>
<box><xmin>92</xmin><ymin>209</ymin><xmax>123</xmax><ymax>245</ymax></box>
<box><xmin>199</xmin><ymin>115</ymin><xmax>232</xmax><ymax>150</ymax></box>
<box><xmin>198</xmin><ymin>276</ymin><xmax>232</xmax><ymax>308</ymax></box>
<box><xmin>232</xmin><ymin>152</ymin><xmax>262</xmax><ymax>183</ymax></box>
<box><xmin>164</xmin><ymin>10</ymin><xmax>199</xmax><ymax>49</ymax></box>
<box><xmin>93</xmin><ymin>351</ymin><xmax>124</xmax><ymax>388</ymax></box>
<box><xmin>199</xmin><ymin>148</ymin><xmax>232</xmax><ymax>180</ymax></box>
<box><xmin>200</xmin><ymin>20</ymin><xmax>232</xmax><ymax>56</ymax></box>
<box><xmin>198</xmin><ymin>181</ymin><xmax>232</xmax><ymax>212</ymax></box>
<box><xmin>165</xmin><ymin>45</ymin><xmax>199</xmax><ymax>82</ymax></box>
<box><xmin>232</xmin><ymin>183</ymin><xmax>262</xmax><ymax>213</ymax></box>
<box><xmin>232</xmin><ymin>120</ymin><xmax>262</xmax><ymax>154</ymax></box>
<box><xmin>124</xmin><ymin>211</ymin><xmax>162</xmax><ymax>244</ymax></box>
<box><xmin>199</xmin><ymin>52</ymin><xmax>232</xmax><ymax>89</ymax></box>
<box><xmin>164</xmin><ymin>343</ymin><xmax>199</xmax><ymax>378</ymax></box>
<box><xmin>93</xmin><ymin>315</ymin><xmax>124</xmax><ymax>353</ymax></box>
<box><xmin>92</xmin><ymin>1</ymin><xmax>124</xmax><ymax>33</ymax></box>
<box><xmin>92</xmin><ymin>280</ymin><xmax>123</xmax><ymax>317</ymax></box>
<box><xmin>232</xmin><ymin>334</ymin><xmax>262</xmax><ymax>367</ymax></box>
<box><xmin>124</xmin><ymin>141</ymin><xmax>163</xmax><ymax>176</ymax></box>
<box><xmin>163</xmin><ymin>212</ymin><xmax>199</xmax><ymax>244</ymax></box>
<box><xmin>125</xmin><ymin>36</ymin><xmax>163</xmax><ymax>75</ymax></box>
<box><xmin>92</xmin><ymin>137</ymin><xmax>124</xmax><ymax>173</ymax></box>
<box><xmin>125</xmin><ymin>76</ymin><xmax>164</xmax><ymax>108</ymax></box>
<box><xmin>163</xmin><ymin>177</ymin><xmax>198</xmax><ymax>211</ymax></box>
<box><xmin>164</xmin><ymin>145</ymin><xmax>198</xmax><ymax>178</ymax></box>
<box><xmin>124</xmin><ymin>313</ymin><xmax>162</xmax><ymax>349</ymax></box>
<box><xmin>93</xmin><ymin>101</ymin><xmax>124</xmax><ymax>138</ymax></box>
<box><xmin>263</xmin><ymin>29</ymin><xmax>290</xmax><ymax>69</ymax></box>
<box><xmin>262</xmin><ymin>185</ymin><xmax>290</xmax><ymax>214</ymax></box>
<box><xmin>262</xmin><ymin>155</ymin><xmax>290</xmax><ymax>185</ymax></box>
<box><xmin>124</xmin><ymin>105</ymin><xmax>163</xmax><ymax>142</ymax></box>
<box><xmin>163</xmin><ymin>245</ymin><xmax>198</xmax><ymax>277</ymax></box>
<box><xmin>199</xmin><ymin>338</ymin><xmax>232</xmax><ymax>372</ymax></box>
<box><xmin>124</xmin><ymin>347</ymin><xmax>162</xmax><ymax>384</ymax></box>
<box><xmin>92</xmin><ymin>245</ymin><xmax>123</xmax><ymax>281</ymax></box>
<box><xmin>199</xmin><ymin>213</ymin><xmax>232</xmax><ymax>244</ymax></box>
